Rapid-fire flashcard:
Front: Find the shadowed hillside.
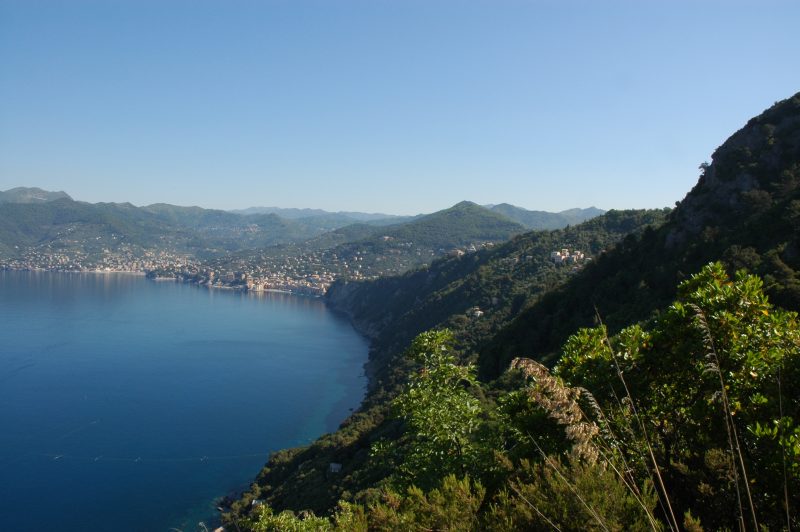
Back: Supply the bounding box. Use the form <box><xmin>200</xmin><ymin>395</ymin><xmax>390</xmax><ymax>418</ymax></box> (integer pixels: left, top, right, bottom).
<box><xmin>480</xmin><ymin>91</ymin><xmax>800</xmax><ymax>377</ymax></box>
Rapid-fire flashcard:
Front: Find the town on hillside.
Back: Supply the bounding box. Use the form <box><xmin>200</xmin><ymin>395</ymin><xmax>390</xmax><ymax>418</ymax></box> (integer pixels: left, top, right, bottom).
<box><xmin>1</xmin><ymin>238</ymin><xmax>504</xmax><ymax>296</ymax></box>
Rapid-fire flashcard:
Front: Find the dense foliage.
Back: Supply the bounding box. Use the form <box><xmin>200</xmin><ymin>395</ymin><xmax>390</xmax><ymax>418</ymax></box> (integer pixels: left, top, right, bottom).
<box><xmin>225</xmin><ymin>209</ymin><xmax>666</xmax><ymax>516</ymax></box>
<box><xmin>558</xmin><ymin>263</ymin><xmax>799</xmax><ymax>529</ymax></box>
<box><xmin>377</xmin><ymin>330</ymin><xmax>484</xmax><ymax>490</ymax></box>
<box><xmin>232</xmin><ymin>263</ymin><xmax>798</xmax><ymax>530</ymax></box>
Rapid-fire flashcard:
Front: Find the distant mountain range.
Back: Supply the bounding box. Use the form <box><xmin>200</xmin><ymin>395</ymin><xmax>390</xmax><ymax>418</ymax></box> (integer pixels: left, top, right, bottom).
<box><xmin>488</xmin><ymin>204</ymin><xmax>605</xmax><ymax>229</ymax></box>
<box><xmin>233</xmin><ymin>204</ymin><xmax>605</xmax><ymax>230</ymax></box>
<box><xmin>0</xmin><ymin>189</ymin><xmax>605</xmax><ymax>264</ymax></box>
<box><xmin>0</xmin><ymin>187</ymin><xmax>71</xmax><ymax>204</ymax></box>
<box><xmin>0</xmin><ymin>198</ymin><xmax>317</xmax><ymax>258</ymax></box>
<box><xmin>230</xmin><ymin>206</ymin><xmax>408</xmax><ymax>222</ymax></box>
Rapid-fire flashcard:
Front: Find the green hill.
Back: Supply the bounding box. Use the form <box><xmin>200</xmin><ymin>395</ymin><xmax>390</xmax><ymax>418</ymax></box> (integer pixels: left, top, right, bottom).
<box><xmin>0</xmin><ymin>198</ymin><xmax>185</xmax><ymax>253</ymax></box>
<box><xmin>377</xmin><ymin>201</ymin><xmax>526</xmax><ymax>248</ymax></box>
<box><xmin>140</xmin><ymin>203</ymin><xmax>318</xmax><ymax>251</ymax></box>
<box><xmin>0</xmin><ymin>198</ymin><xmax>327</xmax><ymax>260</ymax></box>
<box><xmin>490</xmin><ymin>203</ymin><xmax>605</xmax><ymax>229</ymax></box>
<box><xmin>324</xmin><ymin>201</ymin><xmax>527</xmax><ymax>268</ymax></box>
<box><xmin>314</xmin><ymin>200</ymin><xmax>527</xmax><ymax>252</ymax></box>
<box><xmin>327</xmin><ymin>209</ymin><xmax>668</xmax><ymax>385</ymax></box>
<box><xmin>197</xmin><ymin>202</ymin><xmax>530</xmax><ymax>289</ymax></box>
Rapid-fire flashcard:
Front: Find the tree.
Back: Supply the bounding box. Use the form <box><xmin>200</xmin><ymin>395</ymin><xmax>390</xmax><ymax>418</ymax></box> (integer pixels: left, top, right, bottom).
<box><xmin>378</xmin><ymin>329</ymin><xmax>484</xmax><ymax>489</ymax></box>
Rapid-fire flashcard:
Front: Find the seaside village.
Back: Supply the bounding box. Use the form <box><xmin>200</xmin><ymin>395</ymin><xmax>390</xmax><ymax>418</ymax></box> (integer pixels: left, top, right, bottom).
<box><xmin>2</xmin><ymin>239</ymin><xmax>589</xmax><ymax>298</ymax></box>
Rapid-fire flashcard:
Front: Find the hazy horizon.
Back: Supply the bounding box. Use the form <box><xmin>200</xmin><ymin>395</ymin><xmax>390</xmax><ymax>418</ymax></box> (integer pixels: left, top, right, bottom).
<box><xmin>0</xmin><ymin>185</ymin><xmax>609</xmax><ymax>217</ymax></box>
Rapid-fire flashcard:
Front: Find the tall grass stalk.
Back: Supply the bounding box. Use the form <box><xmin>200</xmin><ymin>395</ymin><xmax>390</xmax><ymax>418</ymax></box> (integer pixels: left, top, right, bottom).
<box><xmin>574</xmin><ymin>387</ymin><xmax>663</xmax><ymax>531</ymax></box>
<box><xmin>594</xmin><ymin>309</ymin><xmax>680</xmax><ymax>532</ymax></box>
<box><xmin>507</xmin><ymin>482</ymin><xmax>562</xmax><ymax>531</ymax></box>
<box><xmin>778</xmin><ymin>366</ymin><xmax>791</xmax><ymax>531</ymax></box>
<box><xmin>513</xmin><ymin>358</ymin><xmax>661</xmax><ymax>531</ymax></box>
<box><xmin>691</xmin><ymin>305</ymin><xmax>758</xmax><ymax>531</ymax></box>
<box><xmin>603</xmin><ymin>381</ymin><xmax>675</xmax><ymax>532</ymax></box>
<box><xmin>529</xmin><ymin>436</ymin><xmax>611</xmax><ymax>532</ymax></box>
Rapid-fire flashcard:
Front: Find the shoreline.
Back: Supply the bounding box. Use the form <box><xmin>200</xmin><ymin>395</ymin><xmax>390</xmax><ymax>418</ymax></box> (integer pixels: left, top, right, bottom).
<box><xmin>1</xmin><ymin>267</ymin><xmax>324</xmax><ymax>297</ymax></box>
<box><xmin>1</xmin><ymin>267</ymin><xmax>146</xmax><ymax>276</ymax></box>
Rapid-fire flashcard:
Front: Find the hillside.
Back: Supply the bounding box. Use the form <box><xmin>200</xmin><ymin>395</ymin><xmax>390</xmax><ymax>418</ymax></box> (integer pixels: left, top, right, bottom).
<box><xmin>0</xmin><ymin>187</ymin><xmax>71</xmax><ymax>204</ymax></box>
<box><xmin>0</xmin><ymin>199</ymin><xmax>188</xmax><ymax>252</ymax></box>
<box><xmin>225</xmin><ymin>92</ymin><xmax>800</xmax><ymax>531</ymax></box>
<box><xmin>0</xmin><ymin>198</ymin><xmax>328</xmax><ymax>262</ymax></box>
<box><xmin>316</xmin><ymin>201</ymin><xmax>528</xmax><ymax>273</ymax></box>
<box><xmin>375</xmin><ymin>201</ymin><xmax>525</xmax><ymax>247</ymax></box>
<box><xmin>225</xmin><ymin>209</ymin><xmax>667</xmax><ymax>516</ymax></box>
<box><xmin>192</xmin><ymin>202</ymin><xmax>531</xmax><ymax>294</ymax></box>
<box><xmin>140</xmin><ymin>203</ymin><xmax>319</xmax><ymax>251</ymax></box>
<box><xmin>480</xmin><ymin>90</ymin><xmax>800</xmax><ymax>378</ymax></box>
<box><xmin>327</xmin><ymin>209</ymin><xmax>668</xmax><ymax>386</ymax></box>
<box><xmin>233</xmin><ymin>207</ymin><xmax>415</xmax><ymax>234</ymax></box>
<box><xmin>489</xmin><ymin>204</ymin><xmax>604</xmax><ymax>229</ymax></box>
<box><xmin>276</xmin><ymin>201</ymin><xmax>525</xmax><ymax>257</ymax></box>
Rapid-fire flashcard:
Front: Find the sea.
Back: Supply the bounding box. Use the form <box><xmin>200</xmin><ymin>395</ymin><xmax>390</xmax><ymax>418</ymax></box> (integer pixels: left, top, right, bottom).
<box><xmin>0</xmin><ymin>270</ymin><xmax>368</xmax><ymax>531</ymax></box>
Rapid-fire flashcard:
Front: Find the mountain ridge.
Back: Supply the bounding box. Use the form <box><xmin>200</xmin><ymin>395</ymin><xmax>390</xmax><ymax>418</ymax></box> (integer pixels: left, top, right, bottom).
<box><xmin>0</xmin><ymin>187</ymin><xmax>71</xmax><ymax>204</ymax></box>
<box><xmin>489</xmin><ymin>203</ymin><xmax>604</xmax><ymax>229</ymax></box>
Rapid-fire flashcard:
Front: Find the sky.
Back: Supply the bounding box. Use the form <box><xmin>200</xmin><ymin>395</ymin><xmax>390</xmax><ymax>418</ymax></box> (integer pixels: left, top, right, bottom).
<box><xmin>1</xmin><ymin>0</ymin><xmax>799</xmax><ymax>215</ymax></box>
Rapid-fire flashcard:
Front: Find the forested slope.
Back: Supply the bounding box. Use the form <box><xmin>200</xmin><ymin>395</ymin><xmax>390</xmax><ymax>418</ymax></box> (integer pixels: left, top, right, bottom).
<box><xmin>226</xmin><ymin>92</ymin><xmax>800</xmax><ymax>531</ymax></box>
<box><xmin>226</xmin><ymin>211</ymin><xmax>668</xmax><ymax>514</ymax></box>
<box><xmin>328</xmin><ymin>209</ymin><xmax>668</xmax><ymax>387</ymax></box>
<box><xmin>480</xmin><ymin>91</ymin><xmax>800</xmax><ymax>378</ymax></box>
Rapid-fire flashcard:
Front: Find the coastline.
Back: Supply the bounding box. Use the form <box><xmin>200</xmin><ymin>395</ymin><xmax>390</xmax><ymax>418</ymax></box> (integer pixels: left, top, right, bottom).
<box><xmin>1</xmin><ymin>266</ymin><xmax>325</xmax><ymax>297</ymax></box>
<box><xmin>1</xmin><ymin>266</ymin><xmax>146</xmax><ymax>276</ymax></box>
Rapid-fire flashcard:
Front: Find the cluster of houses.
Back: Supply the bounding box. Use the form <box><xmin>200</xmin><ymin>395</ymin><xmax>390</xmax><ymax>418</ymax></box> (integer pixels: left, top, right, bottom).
<box><xmin>550</xmin><ymin>248</ymin><xmax>586</xmax><ymax>265</ymax></box>
<box><xmin>447</xmin><ymin>242</ymin><xmax>495</xmax><ymax>258</ymax></box>
<box><xmin>2</xmin><ymin>244</ymin><xmax>198</xmax><ymax>275</ymax></box>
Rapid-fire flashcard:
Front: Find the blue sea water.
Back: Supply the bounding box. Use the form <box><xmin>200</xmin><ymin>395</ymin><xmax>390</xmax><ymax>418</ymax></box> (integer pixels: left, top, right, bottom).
<box><xmin>0</xmin><ymin>271</ymin><xmax>368</xmax><ymax>531</ymax></box>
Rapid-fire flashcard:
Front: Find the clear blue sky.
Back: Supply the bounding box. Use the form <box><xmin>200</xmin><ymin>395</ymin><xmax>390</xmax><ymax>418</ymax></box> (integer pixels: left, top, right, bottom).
<box><xmin>1</xmin><ymin>0</ymin><xmax>798</xmax><ymax>215</ymax></box>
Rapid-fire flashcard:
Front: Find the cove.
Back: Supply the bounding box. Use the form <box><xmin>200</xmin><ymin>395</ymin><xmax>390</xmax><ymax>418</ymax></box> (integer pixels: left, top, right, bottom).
<box><xmin>0</xmin><ymin>271</ymin><xmax>368</xmax><ymax>531</ymax></box>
